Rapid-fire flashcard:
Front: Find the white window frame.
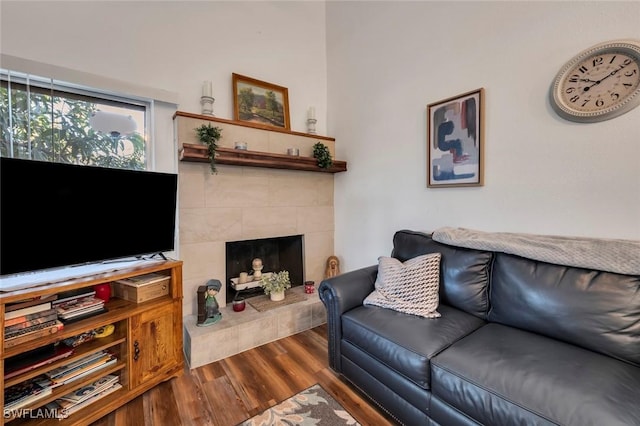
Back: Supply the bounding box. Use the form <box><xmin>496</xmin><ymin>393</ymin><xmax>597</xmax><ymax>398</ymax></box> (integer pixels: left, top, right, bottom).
<box><xmin>0</xmin><ymin>54</ymin><xmax>179</xmax><ymax>172</ymax></box>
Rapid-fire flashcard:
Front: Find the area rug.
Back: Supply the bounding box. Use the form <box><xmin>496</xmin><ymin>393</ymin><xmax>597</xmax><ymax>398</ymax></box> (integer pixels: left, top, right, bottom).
<box><xmin>247</xmin><ymin>291</ymin><xmax>307</xmax><ymax>312</ymax></box>
<box><xmin>238</xmin><ymin>384</ymin><xmax>360</xmax><ymax>426</ymax></box>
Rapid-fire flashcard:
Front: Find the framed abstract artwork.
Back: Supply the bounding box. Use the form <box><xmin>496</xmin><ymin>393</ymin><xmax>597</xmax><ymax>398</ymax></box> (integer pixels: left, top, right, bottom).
<box><xmin>427</xmin><ymin>88</ymin><xmax>484</xmax><ymax>187</ymax></box>
<box><xmin>232</xmin><ymin>73</ymin><xmax>290</xmax><ymax>130</ymax></box>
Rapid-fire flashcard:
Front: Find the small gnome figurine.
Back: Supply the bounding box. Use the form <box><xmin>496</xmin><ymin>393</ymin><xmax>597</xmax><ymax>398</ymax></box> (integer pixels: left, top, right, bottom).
<box><xmin>197</xmin><ymin>279</ymin><xmax>222</xmax><ymax>327</ymax></box>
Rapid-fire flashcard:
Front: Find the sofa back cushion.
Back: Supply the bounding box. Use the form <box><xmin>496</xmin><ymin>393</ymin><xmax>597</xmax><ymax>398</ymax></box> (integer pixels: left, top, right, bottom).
<box><xmin>392</xmin><ymin>230</ymin><xmax>492</xmax><ymax>319</ymax></box>
<box><xmin>488</xmin><ymin>253</ymin><xmax>640</xmax><ymax>366</ymax></box>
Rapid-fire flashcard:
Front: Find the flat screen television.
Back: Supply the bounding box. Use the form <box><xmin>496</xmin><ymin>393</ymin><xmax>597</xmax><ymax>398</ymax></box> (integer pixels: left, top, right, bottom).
<box><xmin>1</xmin><ymin>157</ymin><xmax>178</xmax><ymax>277</ymax></box>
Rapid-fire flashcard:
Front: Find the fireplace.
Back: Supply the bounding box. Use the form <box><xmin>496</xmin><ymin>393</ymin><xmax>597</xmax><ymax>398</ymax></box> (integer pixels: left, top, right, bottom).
<box><xmin>225</xmin><ymin>235</ymin><xmax>304</xmax><ymax>303</ymax></box>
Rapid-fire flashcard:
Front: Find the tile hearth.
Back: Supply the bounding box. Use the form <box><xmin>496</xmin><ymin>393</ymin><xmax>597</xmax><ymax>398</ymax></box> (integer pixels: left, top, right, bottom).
<box><xmin>183</xmin><ymin>286</ymin><xmax>326</xmax><ymax>368</ymax></box>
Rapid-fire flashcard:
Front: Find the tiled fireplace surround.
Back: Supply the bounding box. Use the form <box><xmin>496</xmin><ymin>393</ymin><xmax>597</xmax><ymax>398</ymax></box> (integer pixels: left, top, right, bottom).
<box><xmin>176</xmin><ymin>114</ymin><xmax>334</xmax><ymax>368</ymax></box>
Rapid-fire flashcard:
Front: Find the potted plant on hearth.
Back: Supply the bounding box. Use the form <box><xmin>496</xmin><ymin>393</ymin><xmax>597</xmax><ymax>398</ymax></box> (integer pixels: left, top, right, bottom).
<box><xmin>260</xmin><ymin>270</ymin><xmax>291</xmax><ymax>302</ymax></box>
<box><xmin>195</xmin><ymin>123</ymin><xmax>223</xmax><ymax>173</ymax></box>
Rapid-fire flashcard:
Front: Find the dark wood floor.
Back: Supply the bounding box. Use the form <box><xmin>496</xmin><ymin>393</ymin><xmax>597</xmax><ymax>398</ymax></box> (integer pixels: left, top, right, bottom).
<box><xmin>92</xmin><ymin>325</ymin><xmax>397</xmax><ymax>425</ymax></box>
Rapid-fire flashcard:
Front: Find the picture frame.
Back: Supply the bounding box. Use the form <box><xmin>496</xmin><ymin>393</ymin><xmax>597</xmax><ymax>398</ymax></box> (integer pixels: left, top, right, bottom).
<box><xmin>427</xmin><ymin>88</ymin><xmax>484</xmax><ymax>187</ymax></box>
<box><xmin>232</xmin><ymin>73</ymin><xmax>291</xmax><ymax>130</ymax></box>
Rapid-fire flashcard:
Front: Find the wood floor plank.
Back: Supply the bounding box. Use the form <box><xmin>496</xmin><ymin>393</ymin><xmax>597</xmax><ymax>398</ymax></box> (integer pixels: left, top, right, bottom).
<box><xmin>256</xmin><ymin>343</ymin><xmax>316</xmax><ymax>385</ymax></box>
<box><xmin>218</xmin><ymin>352</ymin><xmax>268</xmax><ymax>413</ymax></box>
<box><xmin>201</xmin><ymin>376</ymin><xmax>249</xmax><ymax>426</ymax></box>
<box><xmin>93</xmin><ymin>325</ymin><xmax>397</xmax><ymax>425</ymax></box>
<box><xmin>143</xmin><ymin>379</ymin><xmax>182</xmax><ymax>426</ymax></box>
<box><xmin>170</xmin><ymin>368</ymin><xmax>216</xmax><ymax>426</ymax></box>
<box><xmin>233</xmin><ymin>348</ymin><xmax>297</xmax><ymax>412</ymax></box>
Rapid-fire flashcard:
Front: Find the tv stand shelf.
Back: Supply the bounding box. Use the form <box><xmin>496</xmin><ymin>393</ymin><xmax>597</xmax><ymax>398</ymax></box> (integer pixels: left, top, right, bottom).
<box><xmin>0</xmin><ymin>260</ymin><xmax>184</xmax><ymax>425</ymax></box>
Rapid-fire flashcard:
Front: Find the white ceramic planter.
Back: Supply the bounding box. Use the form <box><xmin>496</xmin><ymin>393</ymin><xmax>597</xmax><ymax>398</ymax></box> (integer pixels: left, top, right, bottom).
<box><xmin>270</xmin><ymin>291</ymin><xmax>285</xmax><ymax>302</ymax></box>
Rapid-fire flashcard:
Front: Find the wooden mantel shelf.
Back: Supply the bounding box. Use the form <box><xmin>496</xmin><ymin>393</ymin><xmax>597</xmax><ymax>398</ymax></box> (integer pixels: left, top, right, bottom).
<box><xmin>174</xmin><ymin>111</ymin><xmax>335</xmax><ymax>141</ymax></box>
<box><xmin>179</xmin><ymin>143</ymin><xmax>347</xmax><ymax>173</ymax></box>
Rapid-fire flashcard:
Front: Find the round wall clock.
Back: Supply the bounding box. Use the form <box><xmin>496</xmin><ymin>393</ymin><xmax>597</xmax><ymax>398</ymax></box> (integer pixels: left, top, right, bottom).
<box><xmin>551</xmin><ymin>39</ymin><xmax>640</xmax><ymax>122</ymax></box>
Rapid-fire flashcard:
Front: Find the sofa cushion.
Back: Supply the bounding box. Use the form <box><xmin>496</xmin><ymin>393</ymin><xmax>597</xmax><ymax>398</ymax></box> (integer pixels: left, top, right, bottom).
<box><xmin>391</xmin><ymin>230</ymin><xmax>493</xmax><ymax>319</ymax></box>
<box><xmin>488</xmin><ymin>253</ymin><xmax>640</xmax><ymax>366</ymax></box>
<box><xmin>431</xmin><ymin>323</ymin><xmax>640</xmax><ymax>426</ymax></box>
<box><xmin>364</xmin><ymin>253</ymin><xmax>441</xmax><ymax>318</ymax></box>
<box><xmin>341</xmin><ymin>303</ymin><xmax>486</xmax><ymax>390</ymax></box>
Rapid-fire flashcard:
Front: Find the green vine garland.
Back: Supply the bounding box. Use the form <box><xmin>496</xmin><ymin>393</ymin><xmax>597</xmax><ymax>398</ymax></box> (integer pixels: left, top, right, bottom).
<box><xmin>195</xmin><ymin>124</ymin><xmax>223</xmax><ymax>173</ymax></box>
<box><xmin>312</xmin><ymin>142</ymin><xmax>333</xmax><ymax>169</ymax></box>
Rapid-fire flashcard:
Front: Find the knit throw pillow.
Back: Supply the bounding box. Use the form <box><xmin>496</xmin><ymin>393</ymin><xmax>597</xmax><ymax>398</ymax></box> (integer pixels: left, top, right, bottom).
<box><xmin>364</xmin><ymin>253</ymin><xmax>442</xmax><ymax>318</ymax></box>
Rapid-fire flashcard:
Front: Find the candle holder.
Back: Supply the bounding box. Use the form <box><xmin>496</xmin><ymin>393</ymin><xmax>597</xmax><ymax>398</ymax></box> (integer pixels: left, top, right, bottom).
<box><xmin>201</xmin><ymin>96</ymin><xmax>215</xmax><ymax>116</ymax></box>
<box><xmin>307</xmin><ymin>118</ymin><xmax>317</xmax><ymax>134</ymax></box>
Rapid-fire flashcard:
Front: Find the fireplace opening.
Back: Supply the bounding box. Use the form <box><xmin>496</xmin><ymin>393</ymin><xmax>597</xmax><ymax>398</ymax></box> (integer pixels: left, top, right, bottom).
<box><xmin>225</xmin><ymin>235</ymin><xmax>304</xmax><ymax>304</ymax></box>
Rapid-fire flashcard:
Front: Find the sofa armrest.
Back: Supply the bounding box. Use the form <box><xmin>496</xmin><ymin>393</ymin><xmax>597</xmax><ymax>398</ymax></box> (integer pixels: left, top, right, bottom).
<box><xmin>318</xmin><ymin>265</ymin><xmax>378</xmax><ymax>372</ymax></box>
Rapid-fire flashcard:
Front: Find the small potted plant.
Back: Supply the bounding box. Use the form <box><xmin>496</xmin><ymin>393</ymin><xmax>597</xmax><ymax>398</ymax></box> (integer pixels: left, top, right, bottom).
<box><xmin>195</xmin><ymin>123</ymin><xmax>223</xmax><ymax>173</ymax></box>
<box><xmin>260</xmin><ymin>270</ymin><xmax>291</xmax><ymax>301</ymax></box>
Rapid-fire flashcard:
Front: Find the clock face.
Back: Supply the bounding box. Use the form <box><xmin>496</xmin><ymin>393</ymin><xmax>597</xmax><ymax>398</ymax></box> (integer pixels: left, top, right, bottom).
<box><xmin>552</xmin><ymin>40</ymin><xmax>640</xmax><ymax>122</ymax></box>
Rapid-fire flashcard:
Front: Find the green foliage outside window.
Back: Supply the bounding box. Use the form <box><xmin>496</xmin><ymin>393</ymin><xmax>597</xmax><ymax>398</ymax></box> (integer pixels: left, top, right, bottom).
<box><xmin>0</xmin><ymin>82</ymin><xmax>146</xmax><ymax>170</ymax></box>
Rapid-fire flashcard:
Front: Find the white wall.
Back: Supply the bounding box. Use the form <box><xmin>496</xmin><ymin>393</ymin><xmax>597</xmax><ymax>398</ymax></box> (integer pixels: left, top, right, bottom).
<box><xmin>0</xmin><ymin>1</ymin><xmax>328</xmax><ymax>155</ymax></box>
<box><xmin>327</xmin><ymin>1</ymin><xmax>640</xmax><ymax>271</ymax></box>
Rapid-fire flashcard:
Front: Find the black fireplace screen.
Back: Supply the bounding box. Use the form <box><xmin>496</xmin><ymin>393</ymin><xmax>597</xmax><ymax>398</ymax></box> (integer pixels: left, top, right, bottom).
<box><xmin>225</xmin><ymin>235</ymin><xmax>304</xmax><ymax>303</ymax></box>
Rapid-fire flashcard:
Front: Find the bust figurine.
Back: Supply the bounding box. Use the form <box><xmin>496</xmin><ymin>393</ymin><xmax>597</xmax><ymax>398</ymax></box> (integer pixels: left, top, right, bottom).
<box><xmin>252</xmin><ymin>258</ymin><xmax>264</xmax><ymax>279</ymax></box>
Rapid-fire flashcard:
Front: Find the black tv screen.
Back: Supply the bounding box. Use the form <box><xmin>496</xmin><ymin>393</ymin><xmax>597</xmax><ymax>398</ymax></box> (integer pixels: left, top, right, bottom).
<box><xmin>1</xmin><ymin>157</ymin><xmax>178</xmax><ymax>276</ymax></box>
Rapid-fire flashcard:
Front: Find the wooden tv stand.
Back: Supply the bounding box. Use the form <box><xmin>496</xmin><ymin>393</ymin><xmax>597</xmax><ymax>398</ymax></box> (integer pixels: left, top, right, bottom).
<box><xmin>0</xmin><ymin>260</ymin><xmax>184</xmax><ymax>425</ymax></box>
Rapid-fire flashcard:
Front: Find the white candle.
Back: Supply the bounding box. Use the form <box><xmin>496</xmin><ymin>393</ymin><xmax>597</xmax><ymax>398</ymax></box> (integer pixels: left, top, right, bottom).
<box><xmin>308</xmin><ymin>107</ymin><xmax>316</xmax><ymax>120</ymax></box>
<box><xmin>202</xmin><ymin>81</ymin><xmax>213</xmax><ymax>97</ymax></box>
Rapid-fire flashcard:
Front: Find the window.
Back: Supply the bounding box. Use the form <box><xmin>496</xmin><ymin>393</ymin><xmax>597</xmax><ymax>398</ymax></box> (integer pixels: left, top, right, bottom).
<box><xmin>0</xmin><ymin>69</ymin><xmax>149</xmax><ymax>170</ymax></box>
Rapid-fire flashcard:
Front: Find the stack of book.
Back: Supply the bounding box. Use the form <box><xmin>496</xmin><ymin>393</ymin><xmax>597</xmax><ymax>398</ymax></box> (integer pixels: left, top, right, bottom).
<box><xmin>4</xmin><ymin>295</ymin><xmax>64</xmax><ymax>349</ymax></box>
<box><xmin>4</xmin><ymin>374</ymin><xmax>53</xmax><ymax>411</ymax></box>
<box><xmin>53</xmin><ymin>289</ymin><xmax>107</xmax><ymax>323</ymax></box>
<box><xmin>44</xmin><ymin>350</ymin><xmax>117</xmax><ymax>387</ymax></box>
<box><xmin>45</xmin><ymin>374</ymin><xmax>122</xmax><ymax>418</ymax></box>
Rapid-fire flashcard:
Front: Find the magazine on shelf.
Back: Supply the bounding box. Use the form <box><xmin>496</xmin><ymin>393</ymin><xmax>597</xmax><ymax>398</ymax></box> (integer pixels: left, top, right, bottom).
<box><xmin>58</xmin><ymin>357</ymin><xmax>117</xmax><ymax>386</ymax></box>
<box><xmin>4</xmin><ymin>308</ymin><xmax>58</xmax><ymax>328</ymax></box>
<box><xmin>59</xmin><ymin>304</ymin><xmax>107</xmax><ymax>319</ymax></box>
<box><xmin>46</xmin><ymin>351</ymin><xmax>110</xmax><ymax>378</ymax></box>
<box><xmin>47</xmin><ymin>351</ymin><xmax>108</xmax><ymax>375</ymax></box>
<box><xmin>56</xmin><ymin>374</ymin><xmax>119</xmax><ymax>407</ymax></box>
<box><xmin>53</xmin><ymin>288</ymin><xmax>97</xmax><ymax>305</ymax></box>
<box><xmin>4</xmin><ymin>302</ymin><xmax>52</xmax><ymax>320</ymax></box>
<box><xmin>4</xmin><ymin>375</ymin><xmax>53</xmax><ymax>410</ymax></box>
<box><xmin>4</xmin><ymin>344</ymin><xmax>74</xmax><ymax>380</ymax></box>
<box><xmin>46</xmin><ymin>351</ymin><xmax>116</xmax><ymax>385</ymax></box>
<box><xmin>4</xmin><ymin>321</ymin><xmax>64</xmax><ymax>349</ymax></box>
<box><xmin>5</xmin><ymin>294</ymin><xmax>58</xmax><ymax>313</ymax></box>
<box><xmin>55</xmin><ymin>296</ymin><xmax>104</xmax><ymax>316</ymax></box>
<box><xmin>64</xmin><ymin>383</ymin><xmax>122</xmax><ymax>416</ymax></box>
<box><xmin>5</xmin><ymin>318</ymin><xmax>60</xmax><ymax>340</ymax></box>
<box><xmin>58</xmin><ymin>307</ymin><xmax>108</xmax><ymax>325</ymax></box>
<box><xmin>4</xmin><ymin>311</ymin><xmax>59</xmax><ymax>334</ymax></box>
<box><xmin>47</xmin><ymin>382</ymin><xmax>123</xmax><ymax>418</ymax></box>
<box><xmin>62</xmin><ymin>330</ymin><xmax>97</xmax><ymax>348</ymax></box>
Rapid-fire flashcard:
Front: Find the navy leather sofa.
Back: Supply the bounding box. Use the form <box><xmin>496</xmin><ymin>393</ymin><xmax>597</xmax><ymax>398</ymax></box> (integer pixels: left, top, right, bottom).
<box><xmin>318</xmin><ymin>230</ymin><xmax>640</xmax><ymax>425</ymax></box>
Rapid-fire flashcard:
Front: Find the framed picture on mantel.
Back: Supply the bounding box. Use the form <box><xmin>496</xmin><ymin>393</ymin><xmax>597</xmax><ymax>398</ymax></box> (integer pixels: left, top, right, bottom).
<box><xmin>427</xmin><ymin>88</ymin><xmax>484</xmax><ymax>188</ymax></box>
<box><xmin>232</xmin><ymin>73</ymin><xmax>291</xmax><ymax>130</ymax></box>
